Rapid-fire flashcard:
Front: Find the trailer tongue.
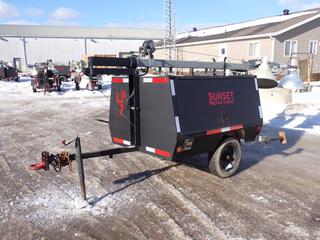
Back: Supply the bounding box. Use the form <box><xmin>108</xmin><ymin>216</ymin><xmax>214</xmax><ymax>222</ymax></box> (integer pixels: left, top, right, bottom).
<box><xmin>30</xmin><ymin>56</ymin><xmax>286</xmax><ymax>201</ymax></box>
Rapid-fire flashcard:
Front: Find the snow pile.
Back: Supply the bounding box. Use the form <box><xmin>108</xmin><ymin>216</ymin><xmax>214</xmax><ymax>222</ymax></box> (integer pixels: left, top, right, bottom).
<box><xmin>261</xmin><ymin>92</ymin><xmax>320</xmax><ymax>136</ymax></box>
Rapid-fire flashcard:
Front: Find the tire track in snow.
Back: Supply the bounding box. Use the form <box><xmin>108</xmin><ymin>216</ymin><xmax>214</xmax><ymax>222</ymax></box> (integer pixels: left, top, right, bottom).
<box><xmin>128</xmin><ymin>157</ymin><xmax>225</xmax><ymax>238</ymax></box>
<box><xmin>147</xmin><ymin>202</ymin><xmax>193</xmax><ymax>240</ymax></box>
<box><xmin>150</xmin><ymin>174</ymin><xmax>226</xmax><ymax>239</ymax></box>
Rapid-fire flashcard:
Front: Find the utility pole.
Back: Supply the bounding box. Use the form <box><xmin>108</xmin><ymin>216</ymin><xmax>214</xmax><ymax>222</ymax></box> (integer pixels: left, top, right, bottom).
<box><xmin>164</xmin><ymin>0</ymin><xmax>176</xmax><ymax>60</ymax></box>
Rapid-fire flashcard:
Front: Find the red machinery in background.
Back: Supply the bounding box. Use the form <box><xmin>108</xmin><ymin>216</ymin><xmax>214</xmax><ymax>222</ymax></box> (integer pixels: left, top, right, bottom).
<box><xmin>0</xmin><ymin>61</ymin><xmax>19</xmax><ymax>81</ymax></box>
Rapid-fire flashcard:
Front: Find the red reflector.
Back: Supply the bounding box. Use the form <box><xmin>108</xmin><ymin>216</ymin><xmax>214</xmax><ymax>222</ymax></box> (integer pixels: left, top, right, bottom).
<box><xmin>152</xmin><ymin>77</ymin><xmax>169</xmax><ymax>84</ymax></box>
<box><xmin>206</xmin><ymin>124</ymin><xmax>244</xmax><ymax>136</ymax></box>
<box><xmin>256</xmin><ymin>126</ymin><xmax>262</xmax><ymax>132</ymax></box>
<box><xmin>230</xmin><ymin>124</ymin><xmax>244</xmax><ymax>131</ymax></box>
<box><xmin>206</xmin><ymin>129</ymin><xmax>221</xmax><ymax>135</ymax></box>
<box><xmin>112</xmin><ymin>78</ymin><xmax>123</xmax><ymax>83</ymax></box>
<box><xmin>112</xmin><ymin>137</ymin><xmax>123</xmax><ymax>144</ymax></box>
<box><xmin>155</xmin><ymin>149</ymin><xmax>171</xmax><ymax>158</ymax></box>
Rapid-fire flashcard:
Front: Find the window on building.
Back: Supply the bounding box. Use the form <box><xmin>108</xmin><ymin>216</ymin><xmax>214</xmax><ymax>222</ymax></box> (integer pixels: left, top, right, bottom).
<box><xmin>248</xmin><ymin>42</ymin><xmax>260</xmax><ymax>57</ymax></box>
<box><xmin>284</xmin><ymin>40</ymin><xmax>298</xmax><ymax>57</ymax></box>
<box><xmin>309</xmin><ymin>40</ymin><xmax>318</xmax><ymax>54</ymax></box>
<box><xmin>218</xmin><ymin>44</ymin><xmax>227</xmax><ymax>58</ymax></box>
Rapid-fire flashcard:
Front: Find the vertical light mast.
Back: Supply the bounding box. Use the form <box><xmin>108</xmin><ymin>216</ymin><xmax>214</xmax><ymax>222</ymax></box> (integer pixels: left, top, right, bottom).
<box><xmin>164</xmin><ymin>0</ymin><xmax>176</xmax><ymax>60</ymax></box>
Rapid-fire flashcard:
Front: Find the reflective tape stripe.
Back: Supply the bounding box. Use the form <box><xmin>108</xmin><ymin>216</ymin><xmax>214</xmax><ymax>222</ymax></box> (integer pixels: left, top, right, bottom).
<box><xmin>206</xmin><ymin>129</ymin><xmax>221</xmax><ymax>135</ymax></box>
<box><xmin>221</xmin><ymin>127</ymin><xmax>231</xmax><ymax>132</ymax></box>
<box><xmin>155</xmin><ymin>149</ymin><xmax>171</xmax><ymax>158</ymax></box>
<box><xmin>112</xmin><ymin>77</ymin><xmax>129</xmax><ymax>83</ymax></box>
<box><xmin>206</xmin><ymin>124</ymin><xmax>244</xmax><ymax>135</ymax></box>
<box><xmin>254</xmin><ymin>78</ymin><xmax>258</xmax><ymax>90</ymax></box>
<box><xmin>145</xmin><ymin>146</ymin><xmax>155</xmax><ymax>153</ymax></box>
<box><xmin>143</xmin><ymin>78</ymin><xmax>153</xmax><ymax>83</ymax></box>
<box><xmin>113</xmin><ymin>137</ymin><xmax>131</xmax><ymax>145</ymax></box>
<box><xmin>258</xmin><ymin>106</ymin><xmax>263</xmax><ymax>118</ymax></box>
<box><xmin>230</xmin><ymin>124</ymin><xmax>244</xmax><ymax>131</ymax></box>
<box><xmin>175</xmin><ymin>116</ymin><xmax>181</xmax><ymax>133</ymax></box>
<box><xmin>143</xmin><ymin>77</ymin><xmax>169</xmax><ymax>84</ymax></box>
<box><xmin>123</xmin><ymin>140</ymin><xmax>131</xmax><ymax>146</ymax></box>
<box><xmin>152</xmin><ymin>77</ymin><xmax>169</xmax><ymax>83</ymax></box>
<box><xmin>145</xmin><ymin>146</ymin><xmax>171</xmax><ymax>158</ymax></box>
<box><xmin>170</xmin><ymin>80</ymin><xmax>176</xmax><ymax>96</ymax></box>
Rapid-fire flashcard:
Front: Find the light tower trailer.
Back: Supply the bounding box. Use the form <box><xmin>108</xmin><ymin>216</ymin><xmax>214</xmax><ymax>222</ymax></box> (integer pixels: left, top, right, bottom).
<box><xmin>30</xmin><ymin>56</ymin><xmax>286</xmax><ymax>200</ymax></box>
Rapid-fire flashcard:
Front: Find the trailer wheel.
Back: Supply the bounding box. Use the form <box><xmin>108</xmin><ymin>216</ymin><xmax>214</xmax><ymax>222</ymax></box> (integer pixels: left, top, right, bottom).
<box><xmin>208</xmin><ymin>138</ymin><xmax>241</xmax><ymax>178</ymax></box>
<box><xmin>59</xmin><ymin>75</ymin><xmax>67</xmax><ymax>82</ymax></box>
<box><xmin>75</xmin><ymin>81</ymin><xmax>80</xmax><ymax>90</ymax></box>
<box><xmin>57</xmin><ymin>79</ymin><xmax>62</xmax><ymax>92</ymax></box>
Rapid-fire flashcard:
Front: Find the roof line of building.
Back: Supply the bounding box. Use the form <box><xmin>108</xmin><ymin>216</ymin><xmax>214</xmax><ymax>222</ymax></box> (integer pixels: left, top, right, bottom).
<box><xmin>0</xmin><ymin>24</ymin><xmax>164</xmax><ymax>39</ymax></box>
<box><xmin>177</xmin><ymin>8</ymin><xmax>319</xmax><ymax>38</ymax></box>
<box><xmin>170</xmin><ymin>12</ymin><xmax>320</xmax><ymax>47</ymax></box>
<box><xmin>0</xmin><ymin>35</ymin><xmax>155</xmax><ymax>40</ymax></box>
<box><xmin>275</xmin><ymin>12</ymin><xmax>320</xmax><ymax>35</ymax></box>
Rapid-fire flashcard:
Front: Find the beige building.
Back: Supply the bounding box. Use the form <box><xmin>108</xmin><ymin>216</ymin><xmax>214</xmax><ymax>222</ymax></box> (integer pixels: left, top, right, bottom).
<box><xmin>156</xmin><ymin>8</ymin><xmax>320</xmax><ymax>72</ymax></box>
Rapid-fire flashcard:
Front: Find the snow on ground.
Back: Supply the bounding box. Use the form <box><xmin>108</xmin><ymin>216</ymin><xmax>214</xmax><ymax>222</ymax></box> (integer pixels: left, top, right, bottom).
<box><xmin>13</xmin><ymin>182</ymin><xmax>136</xmax><ymax>225</ymax></box>
<box><xmin>0</xmin><ymin>76</ymin><xmax>111</xmax><ymax>99</ymax></box>
<box><xmin>261</xmin><ymin>89</ymin><xmax>320</xmax><ymax>136</ymax></box>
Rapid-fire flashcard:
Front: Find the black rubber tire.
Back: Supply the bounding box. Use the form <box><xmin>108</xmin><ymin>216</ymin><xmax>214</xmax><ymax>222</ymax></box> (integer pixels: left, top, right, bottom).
<box><xmin>32</xmin><ymin>87</ymin><xmax>37</xmax><ymax>93</ymax></box>
<box><xmin>57</xmin><ymin>79</ymin><xmax>61</xmax><ymax>92</ymax></box>
<box><xmin>75</xmin><ymin>81</ymin><xmax>80</xmax><ymax>90</ymax></box>
<box><xmin>59</xmin><ymin>75</ymin><xmax>67</xmax><ymax>82</ymax></box>
<box><xmin>208</xmin><ymin>138</ymin><xmax>241</xmax><ymax>178</ymax></box>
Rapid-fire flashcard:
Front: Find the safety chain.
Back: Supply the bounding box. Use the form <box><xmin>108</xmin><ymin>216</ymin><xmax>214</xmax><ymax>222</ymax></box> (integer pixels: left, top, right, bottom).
<box><xmin>53</xmin><ymin>151</ymin><xmax>72</xmax><ymax>172</ymax></box>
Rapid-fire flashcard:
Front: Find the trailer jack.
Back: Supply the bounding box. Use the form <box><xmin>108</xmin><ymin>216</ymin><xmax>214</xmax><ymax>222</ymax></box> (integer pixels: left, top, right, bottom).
<box><xmin>30</xmin><ymin>137</ymin><xmax>137</xmax><ymax>201</ymax></box>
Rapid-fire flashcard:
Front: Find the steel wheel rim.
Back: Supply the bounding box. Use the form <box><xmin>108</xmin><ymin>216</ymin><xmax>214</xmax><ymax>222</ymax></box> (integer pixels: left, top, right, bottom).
<box><xmin>219</xmin><ymin>143</ymin><xmax>235</xmax><ymax>172</ymax></box>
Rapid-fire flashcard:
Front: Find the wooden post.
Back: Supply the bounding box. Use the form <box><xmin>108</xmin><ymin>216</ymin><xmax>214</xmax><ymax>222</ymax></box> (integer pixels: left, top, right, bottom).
<box><xmin>307</xmin><ymin>55</ymin><xmax>313</xmax><ymax>92</ymax></box>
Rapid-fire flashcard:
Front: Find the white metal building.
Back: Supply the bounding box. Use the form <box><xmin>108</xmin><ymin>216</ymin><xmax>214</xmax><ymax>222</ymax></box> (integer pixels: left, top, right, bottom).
<box><xmin>0</xmin><ymin>24</ymin><xmax>163</xmax><ymax>71</ymax></box>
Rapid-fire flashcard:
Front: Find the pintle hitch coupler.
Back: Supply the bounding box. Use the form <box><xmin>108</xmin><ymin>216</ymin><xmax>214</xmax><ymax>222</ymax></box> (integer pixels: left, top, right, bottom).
<box><xmin>30</xmin><ymin>137</ymin><xmax>77</xmax><ymax>172</ymax></box>
<box><xmin>258</xmin><ymin>131</ymin><xmax>287</xmax><ymax>145</ymax></box>
<box><xmin>29</xmin><ymin>150</ymin><xmax>73</xmax><ymax>172</ymax></box>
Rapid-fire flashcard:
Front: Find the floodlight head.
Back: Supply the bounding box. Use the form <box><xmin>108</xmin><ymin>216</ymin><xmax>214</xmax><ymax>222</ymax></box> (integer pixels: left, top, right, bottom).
<box><xmin>140</xmin><ymin>40</ymin><xmax>156</xmax><ymax>59</ymax></box>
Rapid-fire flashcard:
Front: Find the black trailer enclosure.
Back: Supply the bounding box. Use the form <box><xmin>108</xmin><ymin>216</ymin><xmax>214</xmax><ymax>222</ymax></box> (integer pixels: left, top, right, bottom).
<box><xmin>31</xmin><ymin>56</ymin><xmax>285</xmax><ymax>200</ymax></box>
<box><xmin>110</xmin><ymin>75</ymin><xmax>263</xmax><ymax>161</ymax></box>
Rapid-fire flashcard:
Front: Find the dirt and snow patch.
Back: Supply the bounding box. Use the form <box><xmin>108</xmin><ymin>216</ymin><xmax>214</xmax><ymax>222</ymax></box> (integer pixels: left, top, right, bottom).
<box><xmin>13</xmin><ymin>182</ymin><xmax>139</xmax><ymax>225</ymax></box>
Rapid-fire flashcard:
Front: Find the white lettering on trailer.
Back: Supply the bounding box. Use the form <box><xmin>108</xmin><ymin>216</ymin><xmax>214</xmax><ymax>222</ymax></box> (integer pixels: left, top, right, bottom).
<box><xmin>143</xmin><ymin>78</ymin><xmax>153</xmax><ymax>83</ymax></box>
<box><xmin>221</xmin><ymin>127</ymin><xmax>231</xmax><ymax>132</ymax></box>
<box><xmin>170</xmin><ymin>80</ymin><xmax>176</xmax><ymax>96</ymax></box>
<box><xmin>123</xmin><ymin>140</ymin><xmax>131</xmax><ymax>146</ymax></box>
<box><xmin>258</xmin><ymin>106</ymin><xmax>263</xmax><ymax>118</ymax></box>
<box><xmin>254</xmin><ymin>78</ymin><xmax>258</xmax><ymax>90</ymax></box>
<box><xmin>123</xmin><ymin>78</ymin><xmax>129</xmax><ymax>83</ymax></box>
<box><xmin>146</xmin><ymin>146</ymin><xmax>155</xmax><ymax>153</ymax></box>
<box><xmin>175</xmin><ymin>116</ymin><xmax>181</xmax><ymax>133</ymax></box>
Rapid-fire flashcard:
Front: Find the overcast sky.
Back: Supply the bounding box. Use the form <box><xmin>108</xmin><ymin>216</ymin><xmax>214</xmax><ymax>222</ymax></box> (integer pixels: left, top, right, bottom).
<box><xmin>1</xmin><ymin>0</ymin><xmax>320</xmax><ymax>32</ymax></box>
